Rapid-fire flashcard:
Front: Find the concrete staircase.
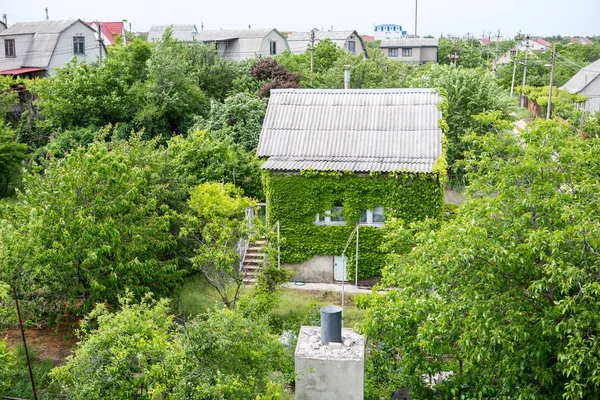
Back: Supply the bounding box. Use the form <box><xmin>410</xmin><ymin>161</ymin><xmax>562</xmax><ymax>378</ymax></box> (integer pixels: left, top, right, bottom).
<box><xmin>241</xmin><ymin>238</ymin><xmax>267</xmax><ymax>284</ymax></box>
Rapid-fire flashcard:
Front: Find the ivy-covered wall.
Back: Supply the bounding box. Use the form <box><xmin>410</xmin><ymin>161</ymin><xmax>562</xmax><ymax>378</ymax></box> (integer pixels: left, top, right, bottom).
<box><xmin>263</xmin><ymin>170</ymin><xmax>444</xmax><ymax>279</ymax></box>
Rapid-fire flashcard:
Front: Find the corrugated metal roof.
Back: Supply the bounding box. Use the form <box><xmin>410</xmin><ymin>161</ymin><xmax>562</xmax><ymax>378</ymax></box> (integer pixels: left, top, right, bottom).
<box><xmin>0</xmin><ymin>67</ymin><xmax>45</xmax><ymax>75</ymax></box>
<box><xmin>148</xmin><ymin>24</ymin><xmax>198</xmax><ymax>41</ymax></box>
<box><xmin>22</xmin><ymin>33</ymin><xmax>59</xmax><ymax>67</ymax></box>
<box><xmin>379</xmin><ymin>38</ymin><xmax>439</xmax><ymax>48</ymax></box>
<box><xmin>560</xmin><ymin>58</ymin><xmax>600</xmax><ymax>94</ymax></box>
<box><xmin>257</xmin><ymin>89</ymin><xmax>443</xmax><ymax>173</ymax></box>
<box><xmin>0</xmin><ymin>19</ymin><xmax>78</xmax><ymax>35</ymax></box>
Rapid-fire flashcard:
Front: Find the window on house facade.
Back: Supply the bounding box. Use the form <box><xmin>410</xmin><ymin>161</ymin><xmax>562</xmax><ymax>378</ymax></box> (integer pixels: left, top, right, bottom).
<box><xmin>270</xmin><ymin>40</ymin><xmax>277</xmax><ymax>55</ymax></box>
<box><xmin>348</xmin><ymin>40</ymin><xmax>356</xmax><ymax>54</ymax></box>
<box><xmin>402</xmin><ymin>48</ymin><xmax>412</xmax><ymax>57</ymax></box>
<box><xmin>73</xmin><ymin>36</ymin><xmax>85</xmax><ymax>54</ymax></box>
<box><xmin>359</xmin><ymin>206</ymin><xmax>385</xmax><ymax>226</ymax></box>
<box><xmin>316</xmin><ymin>206</ymin><xmax>345</xmax><ymax>225</ymax></box>
<box><xmin>388</xmin><ymin>48</ymin><xmax>398</xmax><ymax>57</ymax></box>
<box><xmin>4</xmin><ymin>39</ymin><xmax>15</xmax><ymax>57</ymax></box>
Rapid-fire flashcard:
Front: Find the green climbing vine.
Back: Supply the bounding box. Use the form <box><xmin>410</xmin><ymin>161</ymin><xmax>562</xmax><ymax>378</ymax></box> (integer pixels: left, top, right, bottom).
<box><xmin>263</xmin><ymin>171</ymin><xmax>444</xmax><ymax>279</ymax></box>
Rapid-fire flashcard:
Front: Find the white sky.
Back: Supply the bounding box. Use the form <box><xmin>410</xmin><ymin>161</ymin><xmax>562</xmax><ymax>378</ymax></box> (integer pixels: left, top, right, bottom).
<box><xmin>2</xmin><ymin>0</ymin><xmax>598</xmax><ymax>38</ymax></box>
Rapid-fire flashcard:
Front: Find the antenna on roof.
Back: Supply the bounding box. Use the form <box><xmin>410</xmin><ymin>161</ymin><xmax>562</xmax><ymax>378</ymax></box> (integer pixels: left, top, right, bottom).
<box><xmin>248</xmin><ymin>24</ymin><xmax>251</xmax><ymax>29</ymax></box>
<box><xmin>201</xmin><ymin>21</ymin><xmax>204</xmax><ymax>31</ymax></box>
<box><xmin>2</xmin><ymin>14</ymin><xmax>7</xmax><ymax>26</ymax></box>
<box><xmin>45</xmin><ymin>7</ymin><xmax>49</xmax><ymax>20</ymax></box>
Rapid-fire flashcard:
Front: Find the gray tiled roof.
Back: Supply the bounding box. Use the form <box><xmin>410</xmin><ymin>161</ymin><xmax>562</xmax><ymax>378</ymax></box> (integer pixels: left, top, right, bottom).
<box><xmin>287</xmin><ymin>30</ymin><xmax>364</xmax><ymax>55</ymax></box>
<box><xmin>0</xmin><ymin>19</ymin><xmax>77</xmax><ymax>35</ymax></box>
<box><xmin>257</xmin><ymin>88</ymin><xmax>443</xmax><ymax>173</ymax></box>
<box><xmin>194</xmin><ymin>29</ymin><xmax>274</xmax><ymax>41</ymax></box>
<box><xmin>379</xmin><ymin>38</ymin><xmax>439</xmax><ymax>48</ymax></box>
<box><xmin>560</xmin><ymin>58</ymin><xmax>600</xmax><ymax>94</ymax></box>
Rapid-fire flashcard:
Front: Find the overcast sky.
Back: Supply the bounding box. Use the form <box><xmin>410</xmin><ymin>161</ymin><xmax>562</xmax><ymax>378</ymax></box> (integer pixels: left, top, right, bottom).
<box><xmin>2</xmin><ymin>0</ymin><xmax>598</xmax><ymax>38</ymax></box>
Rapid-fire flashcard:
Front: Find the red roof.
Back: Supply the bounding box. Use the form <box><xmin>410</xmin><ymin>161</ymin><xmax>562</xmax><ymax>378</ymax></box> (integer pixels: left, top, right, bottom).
<box><xmin>0</xmin><ymin>67</ymin><xmax>46</xmax><ymax>75</ymax></box>
<box><xmin>86</xmin><ymin>21</ymin><xmax>124</xmax><ymax>44</ymax></box>
<box><xmin>532</xmin><ymin>37</ymin><xmax>551</xmax><ymax>47</ymax></box>
<box><xmin>362</xmin><ymin>35</ymin><xmax>375</xmax><ymax>42</ymax></box>
<box><xmin>571</xmin><ymin>37</ymin><xmax>593</xmax><ymax>45</ymax></box>
<box><xmin>479</xmin><ymin>38</ymin><xmax>490</xmax><ymax>45</ymax></box>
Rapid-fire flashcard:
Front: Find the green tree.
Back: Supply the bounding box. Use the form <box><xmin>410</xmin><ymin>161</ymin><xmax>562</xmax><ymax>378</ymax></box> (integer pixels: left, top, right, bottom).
<box><xmin>174</xmin><ymin>308</ymin><xmax>289</xmax><ymax>399</ymax></box>
<box><xmin>407</xmin><ymin>64</ymin><xmax>513</xmax><ymax>172</ymax></box>
<box><xmin>168</xmin><ymin>129</ymin><xmax>263</xmax><ymax>198</ymax></box>
<box><xmin>181</xmin><ymin>182</ymin><xmax>257</xmax><ymax>309</ymax></box>
<box><xmin>197</xmin><ymin>92</ymin><xmax>267</xmax><ymax>152</ymax></box>
<box><xmin>359</xmin><ymin>120</ymin><xmax>600</xmax><ymax>399</ymax></box>
<box><xmin>50</xmin><ymin>293</ymin><xmax>181</xmax><ymax>399</ymax></box>
<box><xmin>0</xmin><ymin>131</ymin><xmax>182</xmax><ymax>319</ymax></box>
<box><xmin>0</xmin><ymin>122</ymin><xmax>27</xmax><ymax>197</ymax></box>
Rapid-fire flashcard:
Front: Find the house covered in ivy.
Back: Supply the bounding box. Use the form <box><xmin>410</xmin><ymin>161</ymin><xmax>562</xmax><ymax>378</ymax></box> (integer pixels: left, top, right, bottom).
<box><xmin>256</xmin><ymin>88</ymin><xmax>446</xmax><ymax>283</ymax></box>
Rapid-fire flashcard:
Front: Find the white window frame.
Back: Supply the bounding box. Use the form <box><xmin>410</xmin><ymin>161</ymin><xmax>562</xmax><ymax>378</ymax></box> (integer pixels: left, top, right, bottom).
<box><xmin>359</xmin><ymin>206</ymin><xmax>385</xmax><ymax>227</ymax></box>
<box><xmin>388</xmin><ymin>48</ymin><xmax>398</xmax><ymax>57</ymax></box>
<box><xmin>4</xmin><ymin>39</ymin><xmax>16</xmax><ymax>57</ymax></box>
<box><xmin>315</xmin><ymin>207</ymin><xmax>346</xmax><ymax>226</ymax></box>
<box><xmin>269</xmin><ymin>40</ymin><xmax>277</xmax><ymax>55</ymax></box>
<box><xmin>402</xmin><ymin>48</ymin><xmax>413</xmax><ymax>57</ymax></box>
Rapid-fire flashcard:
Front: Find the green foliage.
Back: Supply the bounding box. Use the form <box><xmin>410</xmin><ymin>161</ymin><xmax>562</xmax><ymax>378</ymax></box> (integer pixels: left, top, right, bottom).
<box><xmin>0</xmin><ymin>121</ymin><xmax>27</xmax><ymax>197</ymax></box>
<box><xmin>196</xmin><ymin>92</ymin><xmax>267</xmax><ymax>152</ymax></box>
<box><xmin>359</xmin><ymin>120</ymin><xmax>600</xmax><ymax>399</ymax></box>
<box><xmin>51</xmin><ymin>294</ymin><xmax>289</xmax><ymax>399</ymax></box>
<box><xmin>50</xmin><ymin>293</ymin><xmax>181</xmax><ymax>399</ymax></box>
<box><xmin>264</xmin><ymin>171</ymin><xmax>443</xmax><ymax>279</ymax></box>
<box><xmin>0</xmin><ymin>131</ymin><xmax>182</xmax><ymax>320</ymax></box>
<box><xmin>181</xmin><ymin>182</ymin><xmax>255</xmax><ymax>309</ymax></box>
<box><xmin>168</xmin><ymin>129</ymin><xmax>263</xmax><ymax>198</ymax></box>
<box><xmin>0</xmin><ymin>338</ymin><xmax>14</xmax><ymax>395</ymax></box>
<box><xmin>175</xmin><ymin>308</ymin><xmax>289</xmax><ymax>399</ymax></box>
<box><xmin>437</xmin><ymin>37</ymin><xmax>495</xmax><ymax>68</ymax></box>
<box><xmin>239</xmin><ymin>265</ymin><xmax>294</xmax><ymax>319</ymax></box>
<box><xmin>2</xmin><ymin>345</ymin><xmax>55</xmax><ymax>399</ymax></box>
<box><xmin>407</xmin><ymin>64</ymin><xmax>514</xmax><ymax>171</ymax></box>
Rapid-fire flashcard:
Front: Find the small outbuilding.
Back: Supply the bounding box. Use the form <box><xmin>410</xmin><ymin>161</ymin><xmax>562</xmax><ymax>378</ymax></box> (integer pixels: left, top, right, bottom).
<box><xmin>257</xmin><ymin>88</ymin><xmax>446</xmax><ymax>283</ymax></box>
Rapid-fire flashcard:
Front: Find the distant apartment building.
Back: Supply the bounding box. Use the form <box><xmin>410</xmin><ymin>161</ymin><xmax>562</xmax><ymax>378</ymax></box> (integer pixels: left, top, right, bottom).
<box><xmin>380</xmin><ymin>38</ymin><xmax>438</xmax><ymax>64</ymax></box>
<box><xmin>374</xmin><ymin>24</ymin><xmax>407</xmax><ymax>40</ymax></box>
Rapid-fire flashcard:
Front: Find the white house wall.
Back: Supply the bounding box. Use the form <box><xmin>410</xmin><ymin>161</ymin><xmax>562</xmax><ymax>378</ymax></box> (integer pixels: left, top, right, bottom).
<box><xmin>580</xmin><ymin>75</ymin><xmax>600</xmax><ymax>113</ymax></box>
<box><xmin>258</xmin><ymin>30</ymin><xmax>289</xmax><ymax>58</ymax></box>
<box><xmin>47</xmin><ymin>22</ymin><xmax>102</xmax><ymax>76</ymax></box>
<box><xmin>0</xmin><ymin>34</ymin><xmax>34</xmax><ymax>70</ymax></box>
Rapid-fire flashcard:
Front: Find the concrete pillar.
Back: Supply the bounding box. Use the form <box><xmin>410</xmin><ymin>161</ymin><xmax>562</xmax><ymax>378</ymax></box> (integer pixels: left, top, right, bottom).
<box><xmin>295</xmin><ymin>326</ymin><xmax>365</xmax><ymax>400</ymax></box>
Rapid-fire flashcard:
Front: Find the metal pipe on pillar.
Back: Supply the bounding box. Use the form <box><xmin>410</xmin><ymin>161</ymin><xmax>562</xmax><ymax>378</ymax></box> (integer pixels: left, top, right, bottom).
<box><xmin>344</xmin><ymin>65</ymin><xmax>350</xmax><ymax>89</ymax></box>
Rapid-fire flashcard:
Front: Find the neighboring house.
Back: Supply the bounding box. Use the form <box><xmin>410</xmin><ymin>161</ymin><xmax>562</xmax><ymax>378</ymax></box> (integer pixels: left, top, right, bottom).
<box><xmin>0</xmin><ymin>19</ymin><xmax>106</xmax><ymax>77</ymax></box>
<box><xmin>570</xmin><ymin>37</ymin><xmax>593</xmax><ymax>45</ymax></box>
<box><xmin>374</xmin><ymin>23</ymin><xmax>407</xmax><ymax>40</ymax></box>
<box><xmin>380</xmin><ymin>38</ymin><xmax>438</xmax><ymax>64</ymax></box>
<box><xmin>479</xmin><ymin>37</ymin><xmax>490</xmax><ymax>46</ymax></box>
<box><xmin>148</xmin><ymin>24</ymin><xmax>198</xmax><ymax>42</ymax></box>
<box><xmin>287</xmin><ymin>29</ymin><xmax>367</xmax><ymax>56</ymax></box>
<box><xmin>257</xmin><ymin>88</ymin><xmax>445</xmax><ymax>283</ymax></box>
<box><xmin>87</xmin><ymin>21</ymin><xmax>126</xmax><ymax>45</ymax></box>
<box><xmin>560</xmin><ymin>58</ymin><xmax>600</xmax><ymax>113</ymax></box>
<box><xmin>517</xmin><ymin>37</ymin><xmax>550</xmax><ymax>52</ymax></box>
<box><xmin>194</xmin><ymin>28</ymin><xmax>289</xmax><ymax>61</ymax></box>
<box><xmin>362</xmin><ymin>35</ymin><xmax>375</xmax><ymax>43</ymax></box>
<box><xmin>497</xmin><ymin>45</ymin><xmax>537</xmax><ymax>65</ymax></box>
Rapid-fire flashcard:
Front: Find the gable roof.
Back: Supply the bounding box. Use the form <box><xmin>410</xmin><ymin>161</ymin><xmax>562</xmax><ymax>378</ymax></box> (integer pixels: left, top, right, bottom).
<box><xmin>257</xmin><ymin>88</ymin><xmax>443</xmax><ymax>173</ymax></box>
<box><xmin>87</xmin><ymin>21</ymin><xmax>124</xmax><ymax>44</ymax></box>
<box><xmin>0</xmin><ymin>19</ymin><xmax>96</xmax><ymax>69</ymax></box>
<box><xmin>560</xmin><ymin>58</ymin><xmax>600</xmax><ymax>94</ymax></box>
<box><xmin>287</xmin><ymin>30</ymin><xmax>365</xmax><ymax>54</ymax></box>
<box><xmin>531</xmin><ymin>37</ymin><xmax>551</xmax><ymax>47</ymax></box>
<box><xmin>148</xmin><ymin>24</ymin><xmax>198</xmax><ymax>41</ymax></box>
<box><xmin>571</xmin><ymin>37</ymin><xmax>593</xmax><ymax>45</ymax></box>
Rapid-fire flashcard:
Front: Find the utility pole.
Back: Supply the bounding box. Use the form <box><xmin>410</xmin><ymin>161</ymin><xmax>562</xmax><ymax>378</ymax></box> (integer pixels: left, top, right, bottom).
<box><xmin>547</xmin><ymin>43</ymin><xmax>556</xmax><ymax>119</ymax></box>
<box><xmin>510</xmin><ymin>48</ymin><xmax>519</xmax><ymax>97</ymax></box>
<box><xmin>520</xmin><ymin>35</ymin><xmax>530</xmax><ymax>108</ymax></box>
<box><xmin>97</xmin><ymin>22</ymin><xmax>103</xmax><ymax>64</ymax></box>
<box><xmin>45</xmin><ymin>7</ymin><xmax>49</xmax><ymax>20</ymax></box>
<box><xmin>495</xmin><ymin>29</ymin><xmax>500</xmax><ymax>57</ymax></box>
<box><xmin>414</xmin><ymin>0</ymin><xmax>418</xmax><ymax>36</ymax></box>
<box><xmin>310</xmin><ymin>29</ymin><xmax>315</xmax><ymax>86</ymax></box>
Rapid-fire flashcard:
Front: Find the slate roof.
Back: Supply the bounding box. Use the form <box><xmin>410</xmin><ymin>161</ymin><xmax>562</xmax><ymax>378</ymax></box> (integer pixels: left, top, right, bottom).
<box><xmin>257</xmin><ymin>88</ymin><xmax>443</xmax><ymax>173</ymax></box>
<box><xmin>0</xmin><ymin>19</ymin><xmax>94</xmax><ymax>69</ymax></box>
<box><xmin>195</xmin><ymin>29</ymin><xmax>274</xmax><ymax>41</ymax></box>
<box><xmin>379</xmin><ymin>38</ymin><xmax>439</xmax><ymax>48</ymax></box>
<box><xmin>148</xmin><ymin>24</ymin><xmax>198</xmax><ymax>41</ymax></box>
<box><xmin>560</xmin><ymin>58</ymin><xmax>600</xmax><ymax>94</ymax></box>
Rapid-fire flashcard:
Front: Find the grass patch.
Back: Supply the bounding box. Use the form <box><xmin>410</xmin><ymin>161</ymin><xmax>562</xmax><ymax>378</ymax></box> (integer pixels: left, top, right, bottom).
<box><xmin>172</xmin><ymin>274</ymin><xmax>368</xmax><ymax>333</ymax></box>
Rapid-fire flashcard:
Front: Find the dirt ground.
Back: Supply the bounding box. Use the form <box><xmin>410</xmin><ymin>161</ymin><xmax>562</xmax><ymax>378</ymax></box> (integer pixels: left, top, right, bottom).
<box><xmin>3</xmin><ymin>322</ymin><xmax>78</xmax><ymax>365</ymax></box>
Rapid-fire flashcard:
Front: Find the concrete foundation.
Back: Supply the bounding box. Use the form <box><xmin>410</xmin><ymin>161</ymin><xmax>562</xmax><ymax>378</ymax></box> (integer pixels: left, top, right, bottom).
<box><xmin>286</xmin><ymin>255</ymin><xmax>333</xmax><ymax>283</ymax></box>
<box><xmin>295</xmin><ymin>326</ymin><xmax>365</xmax><ymax>400</ymax></box>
